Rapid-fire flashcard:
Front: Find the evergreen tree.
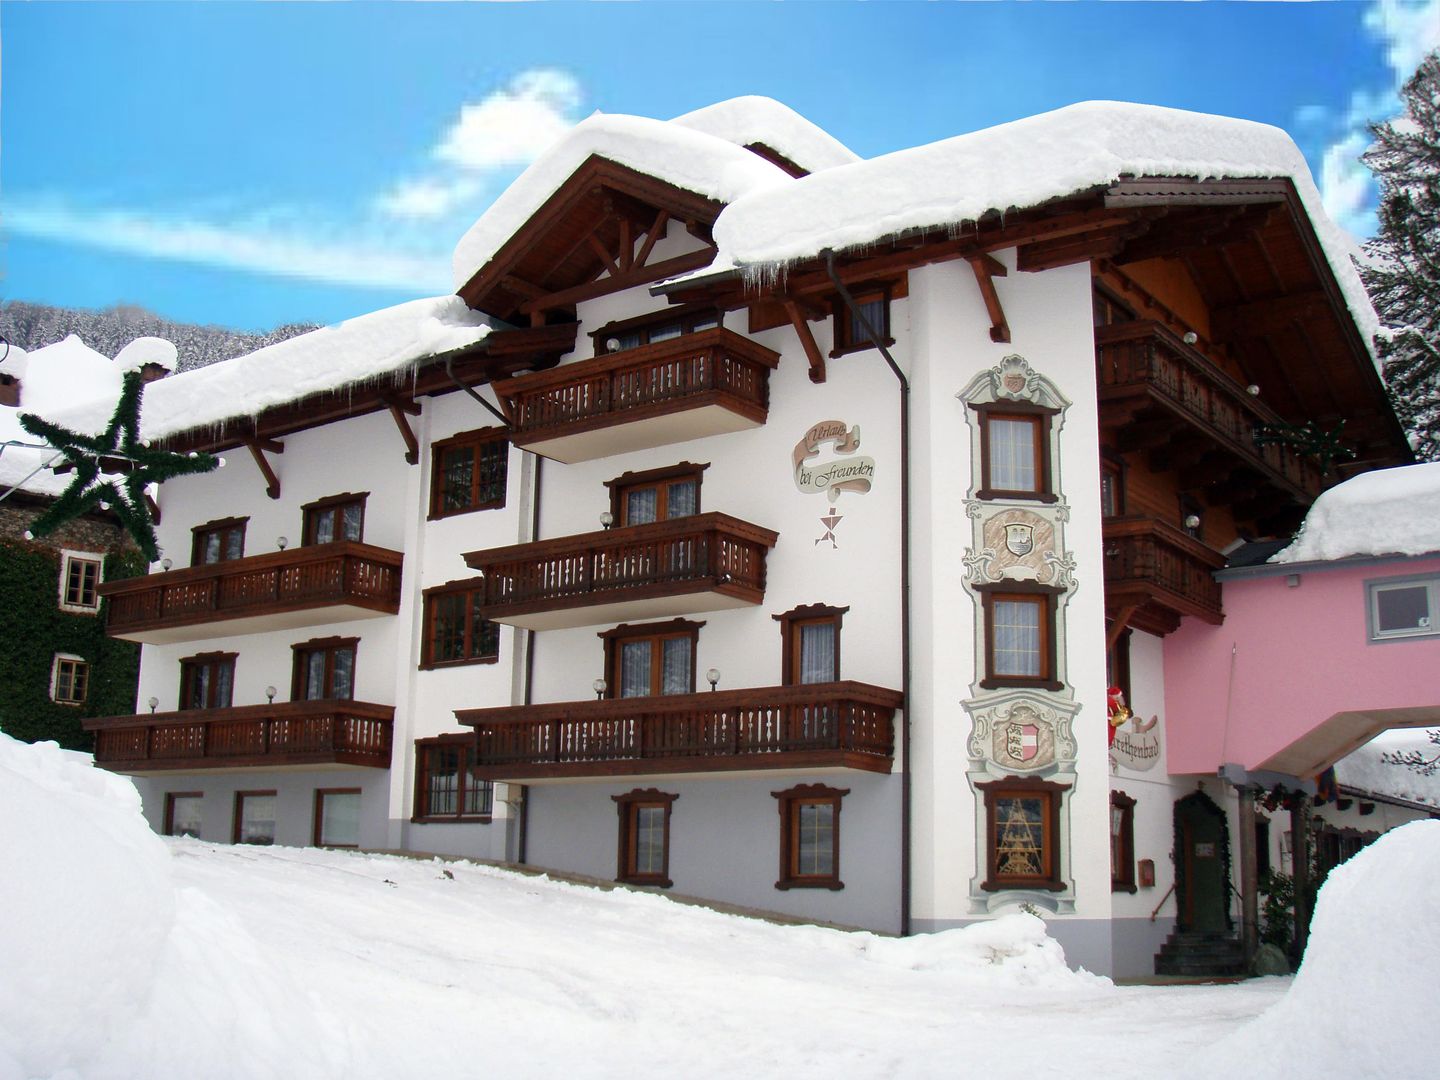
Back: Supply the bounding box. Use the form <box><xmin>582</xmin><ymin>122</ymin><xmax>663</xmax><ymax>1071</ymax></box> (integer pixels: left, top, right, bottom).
<box><xmin>1363</xmin><ymin>50</ymin><xmax>1440</xmax><ymax>462</ymax></box>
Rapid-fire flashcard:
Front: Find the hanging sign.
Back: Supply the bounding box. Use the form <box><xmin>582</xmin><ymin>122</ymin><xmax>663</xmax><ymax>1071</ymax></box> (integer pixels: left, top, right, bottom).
<box><xmin>793</xmin><ymin>420</ymin><xmax>875</xmax><ymax>503</ymax></box>
<box><xmin>1110</xmin><ymin>714</ymin><xmax>1161</xmax><ymax>772</ymax></box>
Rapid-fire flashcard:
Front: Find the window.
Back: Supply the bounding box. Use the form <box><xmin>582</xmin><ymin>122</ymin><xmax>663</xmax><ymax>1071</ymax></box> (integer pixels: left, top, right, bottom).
<box><xmin>50</xmin><ymin>654</ymin><xmax>89</xmax><ymax>705</ymax></box>
<box><xmin>313</xmin><ymin>788</ymin><xmax>362</xmax><ymax>848</ymax></box>
<box><xmin>292</xmin><ymin>637</ymin><xmax>357</xmax><ymax>700</ymax></box>
<box><xmin>972</xmin><ymin>403</ymin><xmax>1057</xmax><ymax>502</ymax></box>
<box><xmin>606</xmin><ymin>462</ymin><xmax>707</xmax><ymax>527</ymax></box>
<box><xmin>979</xmin><ymin>585</ymin><xmax>1061</xmax><ymax>691</ymax></box>
<box><xmin>978</xmin><ymin>776</ymin><xmax>1069</xmax><ymax>892</ymax></box>
<box><xmin>831</xmin><ymin>288</ymin><xmax>891</xmax><ymax>358</ymax></box>
<box><xmin>1093</xmin><ymin>287</ymin><xmax>1135</xmax><ymax>328</ymax></box>
<box><xmin>773</xmin><ymin>784</ymin><xmax>847</xmax><ymax>890</ymax></box>
<box><xmin>1255</xmin><ymin>816</ymin><xmax>1272</xmax><ymax>879</ymax></box>
<box><xmin>165</xmin><ymin>792</ymin><xmax>204</xmax><ymax>839</ymax></box>
<box><xmin>421</xmin><ymin>582</ymin><xmax>500</xmax><ymax>669</ymax></box>
<box><xmin>592</xmin><ymin>306</ymin><xmax>720</xmax><ymax>354</ymax></box>
<box><xmin>233</xmin><ymin>791</ymin><xmax>277</xmax><ymax>846</ymax></box>
<box><xmin>413</xmin><ymin>738</ymin><xmax>494</xmax><ymax>821</ymax></box>
<box><xmin>773</xmin><ymin>604</ymin><xmax>848</xmax><ymax>685</ymax></box>
<box><xmin>1111</xmin><ymin>791</ymin><xmax>1136</xmax><ymax>893</ymax></box>
<box><xmin>179</xmin><ymin>652</ymin><xmax>236</xmax><ymax>710</ymax></box>
<box><xmin>302</xmin><ymin>492</ymin><xmax>366</xmax><ymax>545</ymax></box>
<box><xmin>59</xmin><ymin>551</ymin><xmax>103</xmax><ymax>612</ymax></box>
<box><xmin>1367</xmin><ymin>575</ymin><xmax>1439</xmax><ymax>642</ymax></box>
<box><xmin>430</xmin><ymin>428</ymin><xmax>508</xmax><ymax>519</ymax></box>
<box><xmin>1100</xmin><ymin>456</ymin><xmax>1125</xmax><ymax>517</ymax></box>
<box><xmin>600</xmin><ymin>619</ymin><xmax>700</xmax><ymax>698</ymax></box>
<box><xmin>191</xmin><ymin>517</ymin><xmax>247</xmax><ymax>565</ymax></box>
<box><xmin>612</xmin><ymin>788</ymin><xmax>678</xmax><ymax>887</ymax></box>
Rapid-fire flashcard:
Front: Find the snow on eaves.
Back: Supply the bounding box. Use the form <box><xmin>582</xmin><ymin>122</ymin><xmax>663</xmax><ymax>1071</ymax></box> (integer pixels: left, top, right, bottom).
<box><xmin>1272</xmin><ymin>462</ymin><xmax>1440</xmax><ymax>563</ymax></box>
<box><xmin>670</xmin><ymin>96</ymin><xmax>860</xmax><ymax>175</ymax></box>
<box><xmin>1</xmin><ymin>337</ymin><xmax>119</xmax><ymax>498</ymax></box>
<box><xmin>450</xmin><ymin>112</ymin><xmax>793</xmax><ymax>292</ymax></box>
<box><xmin>707</xmin><ymin>101</ymin><xmax>1381</xmax><ymax>349</ymax></box>
<box><xmin>1335</xmin><ymin>728</ymin><xmax>1440</xmax><ymax>809</ymax></box>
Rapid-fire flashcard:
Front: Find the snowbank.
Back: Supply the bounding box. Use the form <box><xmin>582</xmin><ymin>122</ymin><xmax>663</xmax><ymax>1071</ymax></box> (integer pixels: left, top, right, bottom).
<box><xmin>1335</xmin><ymin>728</ymin><xmax>1440</xmax><ymax>807</ymax></box>
<box><xmin>671</xmin><ymin>96</ymin><xmax>860</xmax><ymax>174</ymax></box>
<box><xmin>860</xmin><ymin>912</ymin><xmax>1092</xmax><ymax>986</ymax></box>
<box><xmin>1272</xmin><ymin>462</ymin><xmax>1440</xmax><ymax>563</ymax></box>
<box><xmin>1194</xmin><ymin>820</ymin><xmax>1440</xmax><ymax>1080</ymax></box>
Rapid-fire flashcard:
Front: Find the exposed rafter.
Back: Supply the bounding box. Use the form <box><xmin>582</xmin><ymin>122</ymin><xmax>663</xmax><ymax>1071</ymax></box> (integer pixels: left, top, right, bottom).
<box><xmin>783</xmin><ymin>299</ymin><xmax>827</xmax><ymax>384</ymax></box>
<box><xmin>967</xmin><ymin>254</ymin><xmax>1011</xmax><ymax>343</ymax></box>
<box><xmin>382</xmin><ymin>395</ymin><xmax>422</xmax><ymax>465</ymax></box>
<box><xmin>245</xmin><ymin>437</ymin><xmax>284</xmax><ymax>501</ymax></box>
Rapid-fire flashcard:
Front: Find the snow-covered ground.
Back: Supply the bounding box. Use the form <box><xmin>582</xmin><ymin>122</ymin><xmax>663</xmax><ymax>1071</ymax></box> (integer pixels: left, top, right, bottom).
<box><xmin>3</xmin><ymin>733</ymin><xmax>1432</xmax><ymax>1079</ymax></box>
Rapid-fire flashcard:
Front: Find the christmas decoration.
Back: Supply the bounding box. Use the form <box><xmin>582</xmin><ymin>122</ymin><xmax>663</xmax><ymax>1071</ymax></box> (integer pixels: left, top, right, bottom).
<box><xmin>1106</xmin><ymin>685</ymin><xmax>1131</xmax><ymax>747</ymax></box>
<box><xmin>14</xmin><ymin>369</ymin><xmax>218</xmax><ymax>561</ymax></box>
<box><xmin>1252</xmin><ymin>419</ymin><xmax>1356</xmax><ymax>475</ymax></box>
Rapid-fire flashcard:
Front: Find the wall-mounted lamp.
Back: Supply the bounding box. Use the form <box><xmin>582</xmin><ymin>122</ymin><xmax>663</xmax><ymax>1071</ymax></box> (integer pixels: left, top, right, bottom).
<box><xmin>1184</xmin><ymin>514</ymin><xmax>1202</xmax><ymax>531</ymax></box>
<box><xmin>276</xmin><ymin>536</ymin><xmax>289</xmax><ymax>551</ymax></box>
<box><xmin>216</xmin><ymin>456</ymin><xmax>227</xmax><ymax>468</ymax></box>
<box><xmin>706</xmin><ymin>668</ymin><xmax>721</xmax><ymax>692</ymax></box>
<box><xmin>265</xmin><ymin>685</ymin><xmax>277</xmax><ymax>705</ymax></box>
<box><xmin>161</xmin><ymin>557</ymin><xmax>173</xmax><ymax>571</ymax></box>
<box><xmin>593</xmin><ymin>677</ymin><xmax>607</xmax><ymax>700</ymax></box>
<box><xmin>1246</xmin><ymin>384</ymin><xmax>1261</xmax><ymax>397</ymax></box>
<box><xmin>147</xmin><ymin>696</ymin><xmax>159</xmax><ymax>714</ymax></box>
<box><xmin>599</xmin><ymin>511</ymin><xmax>614</xmax><ymax>531</ymax></box>
<box><xmin>606</xmin><ymin>338</ymin><xmax>621</xmax><ymax>352</ymax></box>
<box><xmin>1182</xmin><ymin>331</ymin><xmax>1199</xmax><ymax>345</ymax></box>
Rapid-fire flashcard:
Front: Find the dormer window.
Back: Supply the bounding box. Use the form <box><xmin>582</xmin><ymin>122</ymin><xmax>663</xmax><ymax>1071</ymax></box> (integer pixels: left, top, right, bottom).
<box><xmin>591</xmin><ymin>306</ymin><xmax>720</xmax><ymax>355</ymax></box>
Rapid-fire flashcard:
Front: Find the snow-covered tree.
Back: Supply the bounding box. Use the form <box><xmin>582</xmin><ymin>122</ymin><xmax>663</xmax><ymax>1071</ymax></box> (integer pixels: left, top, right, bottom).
<box><xmin>1363</xmin><ymin>50</ymin><xmax>1440</xmax><ymax>462</ymax></box>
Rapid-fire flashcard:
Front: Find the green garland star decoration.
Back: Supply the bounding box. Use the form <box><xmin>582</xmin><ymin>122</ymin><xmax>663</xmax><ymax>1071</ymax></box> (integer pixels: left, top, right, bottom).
<box><xmin>16</xmin><ymin>369</ymin><xmax>218</xmax><ymax>561</ymax></box>
<box><xmin>1253</xmin><ymin>419</ymin><xmax>1356</xmax><ymax>476</ymax></box>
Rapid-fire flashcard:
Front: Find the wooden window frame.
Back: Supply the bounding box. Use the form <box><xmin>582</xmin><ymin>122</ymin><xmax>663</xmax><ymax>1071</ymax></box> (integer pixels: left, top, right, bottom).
<box><xmin>830</xmin><ymin>286</ymin><xmax>894</xmax><ymax>358</ymax></box>
<box><xmin>420</xmin><ymin>580</ymin><xmax>500</xmax><ymax>670</ymax></box>
<box><xmin>190</xmin><ymin>516</ymin><xmax>248</xmax><ymax>566</ymax></box>
<box><xmin>290</xmin><ymin>636</ymin><xmax>359</xmax><ymax>701</ymax></box>
<box><xmin>1100</xmin><ymin>452</ymin><xmax>1126</xmax><ymax>518</ymax></box>
<box><xmin>977</xmin><ymin>583</ymin><xmax>1063</xmax><ymax>691</ymax></box>
<box><xmin>611</xmin><ymin>788</ymin><xmax>678</xmax><ymax>888</ymax></box>
<box><xmin>428</xmin><ymin>427</ymin><xmax>509</xmax><ymax>520</ymax></box>
<box><xmin>411</xmin><ymin>737</ymin><xmax>494</xmax><ymax>822</ymax></box>
<box><xmin>1092</xmin><ymin>285</ymin><xmax>1136</xmax><ymax>328</ymax></box>
<box><xmin>977</xmin><ymin>775</ymin><xmax>1070</xmax><ymax>893</ymax></box>
<box><xmin>1111</xmin><ymin>790</ymin><xmax>1137</xmax><ymax>893</ymax></box>
<box><xmin>772</xmin><ymin>783</ymin><xmax>848</xmax><ymax>891</ymax></box>
<box><xmin>164</xmin><ymin>791</ymin><xmax>204</xmax><ymax>838</ymax></box>
<box><xmin>313</xmin><ymin>787</ymin><xmax>363</xmax><ymax>849</ymax></box>
<box><xmin>604</xmin><ymin>461</ymin><xmax>709</xmax><ymax>526</ymax></box>
<box><xmin>598</xmin><ymin>619</ymin><xmax>703</xmax><ymax>699</ymax></box>
<box><xmin>301</xmin><ymin>491</ymin><xmax>368</xmax><ymax>546</ymax></box>
<box><xmin>772</xmin><ymin>603</ymin><xmax>849</xmax><ymax>686</ymax></box>
<box><xmin>1105</xmin><ymin>624</ymin><xmax>1132</xmax><ymax>707</ymax></box>
<box><xmin>971</xmin><ymin>402</ymin><xmax>1059</xmax><ymax>503</ymax></box>
<box><xmin>232</xmin><ymin>789</ymin><xmax>278</xmax><ymax>846</ymax></box>
<box><xmin>178</xmin><ymin>651</ymin><xmax>237</xmax><ymax>711</ymax></box>
<box><xmin>590</xmin><ymin>304</ymin><xmax>721</xmax><ymax>355</ymax></box>
<box><xmin>50</xmin><ymin>653</ymin><xmax>89</xmax><ymax>705</ymax></box>
<box><xmin>58</xmin><ymin>550</ymin><xmax>103</xmax><ymax>613</ymax></box>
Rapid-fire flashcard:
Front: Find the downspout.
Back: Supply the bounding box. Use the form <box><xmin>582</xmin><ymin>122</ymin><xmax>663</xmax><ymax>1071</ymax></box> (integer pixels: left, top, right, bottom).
<box><xmin>823</xmin><ymin>250</ymin><xmax>912</xmax><ymax>937</ymax></box>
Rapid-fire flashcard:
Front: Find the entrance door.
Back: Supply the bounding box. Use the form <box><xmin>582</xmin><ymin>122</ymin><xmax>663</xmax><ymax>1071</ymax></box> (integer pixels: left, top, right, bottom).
<box><xmin>1175</xmin><ymin>793</ymin><xmax>1229</xmax><ymax>932</ymax></box>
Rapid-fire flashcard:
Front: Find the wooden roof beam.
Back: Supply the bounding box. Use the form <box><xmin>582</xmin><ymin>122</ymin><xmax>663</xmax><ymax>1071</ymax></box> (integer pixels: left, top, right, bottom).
<box><xmin>1212</xmin><ymin>290</ymin><xmax>1330</xmax><ymax>340</ymax></box>
<box><xmin>382</xmin><ymin>395</ymin><xmax>422</xmax><ymax>466</ymax></box>
<box><xmin>245</xmin><ymin>437</ymin><xmax>283</xmax><ymax>501</ymax></box>
<box><xmin>967</xmin><ymin>254</ymin><xmax>1011</xmax><ymax>343</ymax></box>
<box><xmin>520</xmin><ymin>247</ymin><xmax>717</xmax><ymax>316</ymax></box>
<box><xmin>783</xmin><ymin>299</ymin><xmax>827</xmax><ymax>384</ymax></box>
<box><xmin>633</xmin><ymin>210</ymin><xmax>671</xmax><ymax>269</ymax></box>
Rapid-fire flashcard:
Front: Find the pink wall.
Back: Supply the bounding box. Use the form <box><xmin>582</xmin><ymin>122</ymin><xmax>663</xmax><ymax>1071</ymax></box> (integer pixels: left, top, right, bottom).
<box><xmin>1165</xmin><ymin>554</ymin><xmax>1440</xmax><ymax>774</ymax></box>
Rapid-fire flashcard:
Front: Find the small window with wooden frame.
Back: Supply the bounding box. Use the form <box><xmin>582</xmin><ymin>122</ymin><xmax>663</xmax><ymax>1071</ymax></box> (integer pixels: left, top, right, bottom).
<box><xmin>179</xmin><ymin>651</ymin><xmax>236</xmax><ymax>711</ymax></box>
<box><xmin>291</xmin><ymin>636</ymin><xmax>358</xmax><ymax>701</ymax></box>
<box><xmin>1111</xmin><ymin>790</ymin><xmax>1137</xmax><ymax>893</ymax></box>
<box><xmin>233</xmin><ymin>790</ymin><xmax>277</xmax><ymax>846</ymax></box>
<box><xmin>302</xmin><ymin>492</ymin><xmax>366</xmax><ymax>545</ymax></box>
<box><xmin>773</xmin><ymin>603</ymin><xmax>848</xmax><ymax>685</ymax></box>
<box><xmin>1100</xmin><ymin>453</ymin><xmax>1125</xmax><ymax>518</ymax></box>
<box><xmin>429</xmin><ymin>427</ymin><xmax>508</xmax><ymax>519</ymax></box>
<box><xmin>831</xmin><ymin>286</ymin><xmax>892</xmax><ymax>358</ymax></box>
<box><xmin>591</xmin><ymin>304</ymin><xmax>720</xmax><ymax>355</ymax></box>
<box><xmin>421</xmin><ymin>580</ymin><xmax>500</xmax><ymax>669</ymax></box>
<box><xmin>972</xmin><ymin>402</ymin><xmax>1058</xmax><ymax>502</ymax></box>
<box><xmin>413</xmin><ymin>737</ymin><xmax>493</xmax><ymax>822</ymax></box>
<box><xmin>612</xmin><ymin>788</ymin><xmax>678</xmax><ymax>887</ymax></box>
<box><xmin>977</xmin><ymin>583</ymin><xmax>1062</xmax><ymax>691</ymax></box>
<box><xmin>50</xmin><ymin>653</ymin><xmax>89</xmax><ymax>705</ymax></box>
<box><xmin>1092</xmin><ymin>286</ymin><xmax>1135</xmax><ymax>328</ymax></box>
<box><xmin>773</xmin><ymin>783</ymin><xmax>847</xmax><ymax>890</ymax></box>
<box><xmin>313</xmin><ymin>788</ymin><xmax>363</xmax><ymax>848</ymax></box>
<box><xmin>165</xmin><ymin>792</ymin><xmax>204</xmax><ymax>838</ymax></box>
<box><xmin>599</xmin><ymin>619</ymin><xmax>701</xmax><ymax>699</ymax></box>
<box><xmin>605</xmin><ymin>462</ymin><xmax>707</xmax><ymax>527</ymax></box>
<box><xmin>58</xmin><ymin>550</ymin><xmax>103</xmax><ymax>613</ymax></box>
<box><xmin>978</xmin><ymin>775</ymin><xmax>1069</xmax><ymax>892</ymax></box>
<box><xmin>191</xmin><ymin>516</ymin><xmax>247</xmax><ymax>566</ymax></box>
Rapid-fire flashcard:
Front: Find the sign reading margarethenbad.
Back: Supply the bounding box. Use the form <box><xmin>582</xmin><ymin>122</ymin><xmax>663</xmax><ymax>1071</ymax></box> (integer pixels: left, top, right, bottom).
<box><xmin>793</xmin><ymin>420</ymin><xmax>876</xmax><ymax>502</ymax></box>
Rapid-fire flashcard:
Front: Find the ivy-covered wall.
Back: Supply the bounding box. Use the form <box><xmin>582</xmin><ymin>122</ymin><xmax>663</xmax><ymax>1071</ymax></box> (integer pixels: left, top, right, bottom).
<box><xmin>0</xmin><ymin>525</ymin><xmax>145</xmax><ymax>751</ymax></box>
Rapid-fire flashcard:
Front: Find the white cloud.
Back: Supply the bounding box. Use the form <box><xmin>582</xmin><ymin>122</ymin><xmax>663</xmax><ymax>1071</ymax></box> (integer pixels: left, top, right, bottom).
<box><xmin>372</xmin><ymin>176</ymin><xmax>484</xmax><ymax>220</ymax></box>
<box><xmin>1366</xmin><ymin>0</ymin><xmax>1440</xmax><ymax>83</ymax></box>
<box><xmin>434</xmin><ymin>69</ymin><xmax>581</xmax><ymax>170</ymax></box>
<box><xmin>1320</xmin><ymin>132</ymin><xmax>1378</xmax><ymax>237</ymax></box>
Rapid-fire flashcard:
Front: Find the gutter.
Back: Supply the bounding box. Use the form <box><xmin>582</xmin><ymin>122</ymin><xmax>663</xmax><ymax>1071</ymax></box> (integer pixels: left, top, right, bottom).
<box><xmin>823</xmin><ymin>249</ymin><xmax>913</xmax><ymax>937</ymax></box>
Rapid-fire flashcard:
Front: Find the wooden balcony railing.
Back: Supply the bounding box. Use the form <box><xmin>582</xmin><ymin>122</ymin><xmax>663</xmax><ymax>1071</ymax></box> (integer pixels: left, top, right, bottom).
<box><xmin>99</xmin><ymin>541</ymin><xmax>403</xmax><ymax>642</ymax></box>
<box><xmin>1095</xmin><ymin>321</ymin><xmax>1325</xmax><ymax>502</ymax></box>
<box><xmin>83</xmin><ymin>700</ymin><xmax>394</xmax><ymax>772</ymax></box>
<box><xmin>457</xmin><ymin>681</ymin><xmax>902</xmax><ymax>780</ymax></box>
<box><xmin>1103</xmin><ymin>515</ymin><xmax>1225</xmax><ymax>635</ymax></box>
<box><xmin>463</xmin><ymin>512</ymin><xmax>779</xmax><ymax>629</ymax></box>
<box><xmin>492</xmin><ymin>328</ymin><xmax>782</xmax><ymax>462</ymax></box>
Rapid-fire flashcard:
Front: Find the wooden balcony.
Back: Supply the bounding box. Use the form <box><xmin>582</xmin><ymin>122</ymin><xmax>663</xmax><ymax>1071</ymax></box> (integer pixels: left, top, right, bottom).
<box><xmin>1096</xmin><ymin>321</ymin><xmax>1326</xmax><ymax>510</ymax></box>
<box><xmin>99</xmin><ymin>541</ymin><xmax>403</xmax><ymax>644</ymax></box>
<box><xmin>83</xmin><ymin>700</ymin><xmax>394</xmax><ymax>773</ymax></box>
<box><xmin>492</xmin><ymin>327</ymin><xmax>781</xmax><ymax>463</ymax></box>
<box><xmin>457</xmin><ymin>681</ymin><xmax>902</xmax><ymax>781</ymax></box>
<box><xmin>463</xmin><ymin>512</ymin><xmax>779</xmax><ymax>630</ymax></box>
<box><xmin>1103</xmin><ymin>515</ymin><xmax>1225</xmax><ymax>636</ymax></box>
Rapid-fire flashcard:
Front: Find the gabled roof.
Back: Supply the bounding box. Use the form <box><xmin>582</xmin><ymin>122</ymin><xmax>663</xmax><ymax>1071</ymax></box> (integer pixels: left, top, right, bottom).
<box><xmin>670</xmin><ymin>96</ymin><xmax>860</xmax><ymax>176</ymax></box>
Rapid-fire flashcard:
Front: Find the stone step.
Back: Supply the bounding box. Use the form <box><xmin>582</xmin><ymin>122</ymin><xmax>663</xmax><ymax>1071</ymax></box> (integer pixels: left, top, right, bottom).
<box><xmin>1155</xmin><ymin>957</ymin><xmax>1247</xmax><ymax>978</ymax></box>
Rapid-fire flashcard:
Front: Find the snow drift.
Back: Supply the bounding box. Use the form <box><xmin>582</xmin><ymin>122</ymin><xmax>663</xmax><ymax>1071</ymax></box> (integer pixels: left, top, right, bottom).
<box><xmin>1273</xmin><ymin>461</ymin><xmax>1440</xmax><ymax>563</ymax></box>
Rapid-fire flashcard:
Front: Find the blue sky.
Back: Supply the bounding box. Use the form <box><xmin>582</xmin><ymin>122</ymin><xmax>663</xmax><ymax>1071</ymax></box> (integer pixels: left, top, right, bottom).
<box><xmin>4</xmin><ymin>1</ymin><xmax>1438</xmax><ymax>332</ymax></box>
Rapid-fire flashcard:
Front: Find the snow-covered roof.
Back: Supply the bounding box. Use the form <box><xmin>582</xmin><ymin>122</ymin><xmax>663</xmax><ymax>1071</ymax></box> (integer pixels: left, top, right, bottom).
<box><xmin>1272</xmin><ymin>462</ymin><xmax>1440</xmax><ymax>564</ymax></box>
<box><xmin>450</xmin><ymin>113</ymin><xmax>794</xmax><ymax>291</ymax></box>
<box><xmin>114</xmin><ymin>336</ymin><xmax>177</xmax><ymax>374</ymax></box>
<box><xmin>1335</xmin><ymin>728</ymin><xmax>1440</xmax><ymax>809</ymax></box>
<box><xmin>670</xmin><ymin>96</ymin><xmax>860</xmax><ymax>175</ymax></box>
